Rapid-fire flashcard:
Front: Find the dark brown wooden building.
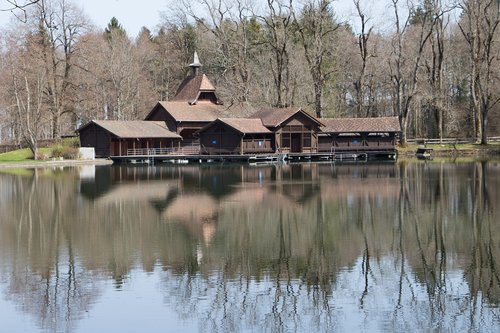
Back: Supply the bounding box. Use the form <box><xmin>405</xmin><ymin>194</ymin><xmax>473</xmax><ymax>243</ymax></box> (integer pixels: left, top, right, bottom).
<box><xmin>197</xmin><ymin>118</ymin><xmax>273</xmax><ymax>155</ymax></box>
<box><xmin>318</xmin><ymin>117</ymin><xmax>400</xmax><ymax>152</ymax></box>
<box><xmin>78</xmin><ymin>120</ymin><xmax>181</xmax><ymax>157</ymax></box>
<box><xmin>144</xmin><ymin>53</ymin><xmax>222</xmax><ymax>144</ymax></box>
<box><xmin>77</xmin><ymin>52</ymin><xmax>401</xmax><ymax>161</ymax></box>
<box><xmin>252</xmin><ymin>108</ymin><xmax>324</xmax><ymax>153</ymax></box>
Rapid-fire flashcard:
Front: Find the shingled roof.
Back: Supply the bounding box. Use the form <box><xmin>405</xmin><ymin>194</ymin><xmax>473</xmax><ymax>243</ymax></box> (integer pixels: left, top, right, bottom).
<box><xmin>151</xmin><ymin>101</ymin><xmax>219</xmax><ymax>122</ymax></box>
<box><xmin>252</xmin><ymin>107</ymin><xmax>323</xmax><ymax>128</ymax></box>
<box><xmin>201</xmin><ymin>118</ymin><xmax>272</xmax><ymax>134</ymax></box>
<box><xmin>79</xmin><ymin>120</ymin><xmax>182</xmax><ymax>139</ymax></box>
<box><xmin>172</xmin><ymin>74</ymin><xmax>220</xmax><ymax>104</ymax></box>
<box><xmin>321</xmin><ymin>117</ymin><xmax>401</xmax><ymax>133</ymax></box>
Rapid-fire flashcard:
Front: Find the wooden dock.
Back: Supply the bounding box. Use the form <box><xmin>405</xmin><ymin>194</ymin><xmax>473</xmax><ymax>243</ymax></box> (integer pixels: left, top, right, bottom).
<box><xmin>110</xmin><ymin>150</ymin><xmax>397</xmax><ymax>164</ymax></box>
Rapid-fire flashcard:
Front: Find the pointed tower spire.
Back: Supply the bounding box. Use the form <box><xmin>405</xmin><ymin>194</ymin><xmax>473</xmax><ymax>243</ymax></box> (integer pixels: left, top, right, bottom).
<box><xmin>189</xmin><ymin>51</ymin><xmax>202</xmax><ymax>76</ymax></box>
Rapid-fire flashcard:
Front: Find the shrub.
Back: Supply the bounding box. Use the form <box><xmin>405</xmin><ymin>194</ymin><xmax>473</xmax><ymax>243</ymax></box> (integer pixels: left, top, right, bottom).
<box><xmin>51</xmin><ymin>145</ymin><xmax>65</xmax><ymax>158</ymax></box>
<box><xmin>62</xmin><ymin>137</ymin><xmax>80</xmax><ymax>148</ymax></box>
<box><xmin>62</xmin><ymin>146</ymin><xmax>79</xmax><ymax>159</ymax></box>
<box><xmin>35</xmin><ymin>151</ymin><xmax>49</xmax><ymax>160</ymax></box>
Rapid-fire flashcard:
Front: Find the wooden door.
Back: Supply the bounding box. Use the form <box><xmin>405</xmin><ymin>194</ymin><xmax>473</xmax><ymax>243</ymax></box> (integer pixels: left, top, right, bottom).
<box><xmin>291</xmin><ymin>134</ymin><xmax>302</xmax><ymax>153</ymax></box>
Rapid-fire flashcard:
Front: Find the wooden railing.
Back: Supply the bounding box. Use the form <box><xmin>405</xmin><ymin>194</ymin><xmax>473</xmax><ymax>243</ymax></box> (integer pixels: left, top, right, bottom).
<box><xmin>200</xmin><ymin>146</ymin><xmax>274</xmax><ymax>155</ymax></box>
<box><xmin>126</xmin><ymin>145</ymin><xmax>200</xmax><ymax>156</ymax></box>
<box><xmin>318</xmin><ymin>141</ymin><xmax>396</xmax><ymax>152</ymax></box>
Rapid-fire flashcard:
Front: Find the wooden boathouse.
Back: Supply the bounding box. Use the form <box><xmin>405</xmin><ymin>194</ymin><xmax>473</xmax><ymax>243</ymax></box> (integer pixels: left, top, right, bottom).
<box><xmin>77</xmin><ymin>120</ymin><xmax>182</xmax><ymax>158</ymax></box>
<box><xmin>77</xmin><ymin>53</ymin><xmax>401</xmax><ymax>163</ymax></box>
<box><xmin>319</xmin><ymin>117</ymin><xmax>400</xmax><ymax>159</ymax></box>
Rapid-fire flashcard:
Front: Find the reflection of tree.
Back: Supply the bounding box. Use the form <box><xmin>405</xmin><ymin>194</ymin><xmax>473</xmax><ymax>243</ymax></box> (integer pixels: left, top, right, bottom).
<box><xmin>465</xmin><ymin>161</ymin><xmax>500</xmax><ymax>313</ymax></box>
<box><xmin>389</xmin><ymin>161</ymin><xmax>500</xmax><ymax>331</ymax></box>
<box><xmin>0</xmin><ymin>170</ymin><xmax>102</xmax><ymax>332</ymax></box>
<box><xmin>1</xmin><ymin>162</ymin><xmax>500</xmax><ymax>332</ymax></box>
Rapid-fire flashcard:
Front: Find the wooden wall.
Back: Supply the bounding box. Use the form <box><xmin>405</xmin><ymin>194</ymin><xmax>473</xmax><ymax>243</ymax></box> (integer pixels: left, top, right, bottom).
<box><xmin>79</xmin><ymin>123</ymin><xmax>111</xmax><ymax>157</ymax></box>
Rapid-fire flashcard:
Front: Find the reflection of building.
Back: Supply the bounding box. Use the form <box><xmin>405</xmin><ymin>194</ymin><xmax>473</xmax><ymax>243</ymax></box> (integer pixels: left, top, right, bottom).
<box><xmin>78</xmin><ymin>52</ymin><xmax>400</xmax><ymax>159</ymax></box>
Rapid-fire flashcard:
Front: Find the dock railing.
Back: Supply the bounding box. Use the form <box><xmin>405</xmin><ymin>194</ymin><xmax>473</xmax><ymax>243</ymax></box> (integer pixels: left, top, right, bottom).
<box><xmin>126</xmin><ymin>144</ymin><xmax>200</xmax><ymax>156</ymax></box>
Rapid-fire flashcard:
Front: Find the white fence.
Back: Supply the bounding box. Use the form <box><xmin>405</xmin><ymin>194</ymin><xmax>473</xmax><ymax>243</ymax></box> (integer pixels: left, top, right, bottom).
<box><xmin>407</xmin><ymin>137</ymin><xmax>500</xmax><ymax>144</ymax></box>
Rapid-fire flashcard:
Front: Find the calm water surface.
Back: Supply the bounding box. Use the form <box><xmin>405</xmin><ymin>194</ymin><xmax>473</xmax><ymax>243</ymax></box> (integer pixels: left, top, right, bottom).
<box><xmin>0</xmin><ymin>161</ymin><xmax>499</xmax><ymax>332</ymax></box>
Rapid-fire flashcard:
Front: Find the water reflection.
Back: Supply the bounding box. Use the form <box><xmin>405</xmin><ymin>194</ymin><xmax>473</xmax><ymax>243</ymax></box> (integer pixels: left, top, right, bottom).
<box><xmin>0</xmin><ymin>161</ymin><xmax>499</xmax><ymax>332</ymax></box>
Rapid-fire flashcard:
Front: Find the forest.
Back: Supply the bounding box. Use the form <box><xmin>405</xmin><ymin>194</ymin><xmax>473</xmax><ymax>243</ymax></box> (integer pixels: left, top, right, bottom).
<box><xmin>0</xmin><ymin>0</ymin><xmax>499</xmax><ymax>154</ymax></box>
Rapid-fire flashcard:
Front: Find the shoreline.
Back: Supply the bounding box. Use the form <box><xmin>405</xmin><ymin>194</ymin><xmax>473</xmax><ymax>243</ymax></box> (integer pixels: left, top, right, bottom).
<box><xmin>1</xmin><ymin>145</ymin><xmax>500</xmax><ymax>169</ymax></box>
<box><xmin>0</xmin><ymin>158</ymin><xmax>113</xmax><ymax>169</ymax></box>
<box><xmin>397</xmin><ymin>147</ymin><xmax>500</xmax><ymax>158</ymax></box>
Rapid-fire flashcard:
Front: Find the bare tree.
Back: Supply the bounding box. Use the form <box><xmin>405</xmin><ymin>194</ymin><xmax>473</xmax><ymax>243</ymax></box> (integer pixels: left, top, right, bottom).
<box><xmin>422</xmin><ymin>0</ymin><xmax>448</xmax><ymax>140</ymax></box>
<box><xmin>292</xmin><ymin>0</ymin><xmax>338</xmax><ymax>118</ymax></box>
<box><xmin>457</xmin><ymin>0</ymin><xmax>500</xmax><ymax>144</ymax></box>
<box><xmin>389</xmin><ymin>0</ymin><xmax>439</xmax><ymax>145</ymax></box>
<box><xmin>1</xmin><ymin>28</ymin><xmax>49</xmax><ymax>158</ymax></box>
<box><xmin>176</xmin><ymin>0</ymin><xmax>257</xmax><ymax>106</ymax></box>
<box><xmin>34</xmin><ymin>0</ymin><xmax>88</xmax><ymax>137</ymax></box>
<box><xmin>260</xmin><ymin>0</ymin><xmax>294</xmax><ymax>108</ymax></box>
<box><xmin>0</xmin><ymin>0</ymin><xmax>40</xmax><ymax>22</ymax></box>
<box><xmin>353</xmin><ymin>0</ymin><xmax>374</xmax><ymax>117</ymax></box>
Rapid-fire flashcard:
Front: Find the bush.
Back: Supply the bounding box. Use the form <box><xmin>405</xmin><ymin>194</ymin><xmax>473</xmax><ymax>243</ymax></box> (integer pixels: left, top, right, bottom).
<box><xmin>35</xmin><ymin>151</ymin><xmax>49</xmax><ymax>160</ymax></box>
<box><xmin>51</xmin><ymin>145</ymin><xmax>65</xmax><ymax>158</ymax></box>
<box><xmin>62</xmin><ymin>137</ymin><xmax>80</xmax><ymax>148</ymax></box>
<box><xmin>62</xmin><ymin>146</ymin><xmax>79</xmax><ymax>159</ymax></box>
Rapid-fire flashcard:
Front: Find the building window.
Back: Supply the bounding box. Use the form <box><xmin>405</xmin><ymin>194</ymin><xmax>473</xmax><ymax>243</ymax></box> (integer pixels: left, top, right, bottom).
<box><xmin>282</xmin><ymin>134</ymin><xmax>290</xmax><ymax>148</ymax></box>
<box><xmin>303</xmin><ymin>133</ymin><xmax>311</xmax><ymax>148</ymax></box>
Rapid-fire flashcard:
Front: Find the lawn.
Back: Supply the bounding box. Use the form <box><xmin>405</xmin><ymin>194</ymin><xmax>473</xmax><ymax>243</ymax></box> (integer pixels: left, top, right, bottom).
<box><xmin>397</xmin><ymin>141</ymin><xmax>500</xmax><ymax>152</ymax></box>
<box><xmin>0</xmin><ymin>148</ymin><xmax>51</xmax><ymax>164</ymax></box>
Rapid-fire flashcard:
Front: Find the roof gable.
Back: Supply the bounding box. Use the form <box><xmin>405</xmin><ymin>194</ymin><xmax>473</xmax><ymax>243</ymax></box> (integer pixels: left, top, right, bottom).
<box><xmin>252</xmin><ymin>107</ymin><xmax>323</xmax><ymax>128</ymax></box>
<box><xmin>199</xmin><ymin>118</ymin><xmax>272</xmax><ymax>135</ymax></box>
<box><xmin>172</xmin><ymin>74</ymin><xmax>220</xmax><ymax>104</ymax></box>
<box><xmin>149</xmin><ymin>101</ymin><xmax>219</xmax><ymax>122</ymax></box>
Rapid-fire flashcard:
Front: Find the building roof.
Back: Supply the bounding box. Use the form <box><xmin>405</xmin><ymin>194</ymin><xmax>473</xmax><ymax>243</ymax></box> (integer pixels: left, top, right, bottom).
<box><xmin>79</xmin><ymin>120</ymin><xmax>182</xmax><ymax>139</ymax></box>
<box><xmin>321</xmin><ymin>117</ymin><xmax>401</xmax><ymax>133</ymax></box>
<box><xmin>172</xmin><ymin>74</ymin><xmax>219</xmax><ymax>103</ymax></box>
<box><xmin>216</xmin><ymin>118</ymin><xmax>272</xmax><ymax>134</ymax></box>
<box><xmin>252</xmin><ymin>107</ymin><xmax>323</xmax><ymax>128</ymax></box>
<box><xmin>150</xmin><ymin>101</ymin><xmax>220</xmax><ymax>122</ymax></box>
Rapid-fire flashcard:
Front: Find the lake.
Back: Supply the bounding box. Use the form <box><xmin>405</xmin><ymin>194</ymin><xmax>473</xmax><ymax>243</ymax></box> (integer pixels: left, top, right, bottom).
<box><xmin>0</xmin><ymin>160</ymin><xmax>499</xmax><ymax>332</ymax></box>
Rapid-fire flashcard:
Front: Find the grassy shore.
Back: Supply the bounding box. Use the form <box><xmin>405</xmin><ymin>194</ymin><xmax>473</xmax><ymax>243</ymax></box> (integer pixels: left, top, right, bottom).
<box><xmin>0</xmin><ymin>140</ymin><xmax>112</xmax><ymax>169</ymax></box>
<box><xmin>0</xmin><ymin>148</ymin><xmax>51</xmax><ymax>164</ymax></box>
<box><xmin>1</xmin><ymin>141</ymin><xmax>500</xmax><ymax>168</ymax></box>
<box><xmin>397</xmin><ymin>141</ymin><xmax>500</xmax><ymax>157</ymax></box>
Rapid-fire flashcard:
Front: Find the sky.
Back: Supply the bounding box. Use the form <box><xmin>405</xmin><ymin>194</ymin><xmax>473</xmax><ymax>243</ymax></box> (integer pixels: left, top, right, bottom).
<box><xmin>0</xmin><ymin>0</ymin><xmax>392</xmax><ymax>38</ymax></box>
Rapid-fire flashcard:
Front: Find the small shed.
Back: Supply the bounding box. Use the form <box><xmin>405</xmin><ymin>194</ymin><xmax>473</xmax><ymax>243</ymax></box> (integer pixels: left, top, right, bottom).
<box><xmin>319</xmin><ymin>117</ymin><xmax>400</xmax><ymax>152</ymax></box>
<box><xmin>252</xmin><ymin>108</ymin><xmax>323</xmax><ymax>153</ymax></box>
<box><xmin>78</xmin><ymin>120</ymin><xmax>182</xmax><ymax>157</ymax></box>
<box><xmin>197</xmin><ymin>118</ymin><xmax>273</xmax><ymax>155</ymax></box>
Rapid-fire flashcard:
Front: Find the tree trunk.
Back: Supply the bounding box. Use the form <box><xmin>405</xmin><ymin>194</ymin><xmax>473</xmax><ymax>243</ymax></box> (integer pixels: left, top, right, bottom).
<box><xmin>314</xmin><ymin>81</ymin><xmax>323</xmax><ymax>118</ymax></box>
<box><xmin>481</xmin><ymin>104</ymin><xmax>488</xmax><ymax>145</ymax></box>
<box><xmin>399</xmin><ymin>115</ymin><xmax>408</xmax><ymax>146</ymax></box>
<box><xmin>52</xmin><ymin>111</ymin><xmax>59</xmax><ymax>139</ymax></box>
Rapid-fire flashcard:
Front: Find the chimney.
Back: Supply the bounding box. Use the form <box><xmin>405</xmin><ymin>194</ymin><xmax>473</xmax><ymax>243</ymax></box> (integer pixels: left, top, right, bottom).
<box><xmin>189</xmin><ymin>51</ymin><xmax>202</xmax><ymax>76</ymax></box>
